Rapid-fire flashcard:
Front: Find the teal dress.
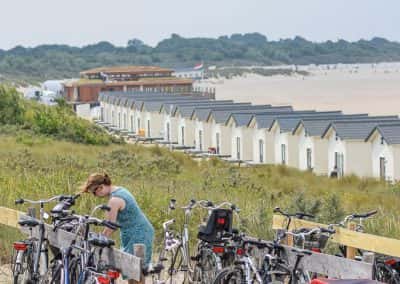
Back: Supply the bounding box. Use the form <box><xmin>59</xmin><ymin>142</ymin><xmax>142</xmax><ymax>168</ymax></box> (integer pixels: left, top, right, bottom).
<box><xmin>111</xmin><ymin>187</ymin><xmax>154</xmax><ymax>266</ymax></box>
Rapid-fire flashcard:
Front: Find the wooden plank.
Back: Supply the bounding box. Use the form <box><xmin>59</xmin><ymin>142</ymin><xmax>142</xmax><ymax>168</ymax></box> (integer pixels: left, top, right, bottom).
<box><xmin>281</xmin><ymin>245</ymin><xmax>373</xmax><ymax>279</ymax></box>
<box><xmin>0</xmin><ymin>206</ymin><xmax>24</xmax><ymax>228</ymax></box>
<box><xmin>272</xmin><ymin>214</ymin><xmax>400</xmax><ymax>258</ymax></box>
<box><xmin>13</xmin><ymin>212</ymin><xmax>141</xmax><ymax>281</ymax></box>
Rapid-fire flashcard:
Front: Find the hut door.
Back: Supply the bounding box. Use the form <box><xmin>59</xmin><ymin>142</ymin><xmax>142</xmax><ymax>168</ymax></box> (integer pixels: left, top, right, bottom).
<box><xmin>216</xmin><ymin>133</ymin><xmax>220</xmax><ymax>154</ymax></box>
<box><xmin>259</xmin><ymin>139</ymin><xmax>264</xmax><ymax>163</ymax></box>
<box><xmin>236</xmin><ymin>137</ymin><xmax>241</xmax><ymax>160</ymax></box>
<box><xmin>181</xmin><ymin>126</ymin><xmax>185</xmax><ymax>145</ymax></box>
<box><xmin>380</xmin><ymin>157</ymin><xmax>386</xmax><ymax>180</ymax></box>
<box><xmin>199</xmin><ymin>130</ymin><xmax>203</xmax><ymax>150</ymax></box>
<box><xmin>166</xmin><ymin>122</ymin><xmax>170</xmax><ymax>142</ymax></box>
<box><xmin>281</xmin><ymin>144</ymin><xmax>286</xmax><ymax>165</ymax></box>
<box><xmin>306</xmin><ymin>148</ymin><xmax>312</xmax><ymax>170</ymax></box>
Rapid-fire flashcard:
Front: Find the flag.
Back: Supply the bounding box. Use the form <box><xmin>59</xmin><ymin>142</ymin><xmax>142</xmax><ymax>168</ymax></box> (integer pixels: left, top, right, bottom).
<box><xmin>194</xmin><ymin>62</ymin><xmax>203</xmax><ymax>70</ymax></box>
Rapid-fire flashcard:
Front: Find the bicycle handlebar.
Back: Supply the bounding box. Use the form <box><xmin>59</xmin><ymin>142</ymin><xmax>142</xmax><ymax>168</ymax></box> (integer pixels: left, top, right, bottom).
<box><xmin>162</xmin><ymin>219</ymin><xmax>175</xmax><ymax>231</ymax></box>
<box><xmin>352</xmin><ymin>210</ymin><xmax>378</xmax><ymax>219</ymax></box>
<box><xmin>101</xmin><ymin>220</ymin><xmax>121</xmax><ymax>230</ymax></box>
<box><xmin>197</xmin><ymin>200</ymin><xmax>240</xmax><ymax>212</ymax></box>
<box><xmin>15</xmin><ymin>195</ymin><xmax>66</xmax><ymax>205</ymax></box>
<box><xmin>273</xmin><ymin>207</ymin><xmax>315</xmax><ymax>219</ymax></box>
<box><xmin>336</xmin><ymin>209</ymin><xmax>378</xmax><ymax>226</ymax></box>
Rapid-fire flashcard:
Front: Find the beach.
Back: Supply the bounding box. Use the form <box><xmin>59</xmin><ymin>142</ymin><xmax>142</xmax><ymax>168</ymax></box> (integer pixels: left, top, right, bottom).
<box><xmin>199</xmin><ymin>63</ymin><xmax>400</xmax><ymax>116</ymax></box>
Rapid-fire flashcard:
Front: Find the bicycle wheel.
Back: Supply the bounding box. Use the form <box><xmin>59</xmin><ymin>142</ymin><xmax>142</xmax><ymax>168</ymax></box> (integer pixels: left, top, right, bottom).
<box><xmin>169</xmin><ymin>246</ymin><xmax>186</xmax><ymax>284</ymax></box>
<box><xmin>68</xmin><ymin>256</ymin><xmax>82</xmax><ymax>284</ymax></box>
<box><xmin>195</xmin><ymin>248</ymin><xmax>219</xmax><ymax>284</ymax></box>
<box><xmin>374</xmin><ymin>262</ymin><xmax>400</xmax><ymax>284</ymax></box>
<box><xmin>12</xmin><ymin>249</ymin><xmax>34</xmax><ymax>284</ymax></box>
<box><xmin>212</xmin><ymin>267</ymin><xmax>243</xmax><ymax>284</ymax></box>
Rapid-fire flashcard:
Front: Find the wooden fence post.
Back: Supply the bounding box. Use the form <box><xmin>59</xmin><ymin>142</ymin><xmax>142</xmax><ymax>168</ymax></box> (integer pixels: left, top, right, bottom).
<box><xmin>287</xmin><ymin>234</ymin><xmax>294</xmax><ymax>247</ymax></box>
<box><xmin>27</xmin><ymin>207</ymin><xmax>36</xmax><ymax>218</ymax></box>
<box><xmin>134</xmin><ymin>244</ymin><xmax>145</xmax><ymax>284</ymax></box>
<box><xmin>346</xmin><ymin>222</ymin><xmax>357</xmax><ymax>259</ymax></box>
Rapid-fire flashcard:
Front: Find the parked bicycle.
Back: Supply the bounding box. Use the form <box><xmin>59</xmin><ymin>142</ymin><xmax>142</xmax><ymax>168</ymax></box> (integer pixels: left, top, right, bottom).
<box><xmin>50</xmin><ymin>204</ymin><xmax>121</xmax><ymax>284</ymax></box>
<box><xmin>12</xmin><ymin>195</ymin><xmax>78</xmax><ymax>284</ymax></box>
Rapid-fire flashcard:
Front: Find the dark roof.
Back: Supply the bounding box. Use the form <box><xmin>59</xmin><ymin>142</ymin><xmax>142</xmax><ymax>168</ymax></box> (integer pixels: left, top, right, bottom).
<box><xmin>137</xmin><ymin>97</ymin><xmax>209</xmax><ymax>111</ymax></box>
<box><xmin>271</xmin><ymin>112</ymin><xmax>344</xmax><ymax>132</ymax></box>
<box><xmin>212</xmin><ymin>106</ymin><xmax>294</xmax><ymax>124</ymax></box>
<box><xmin>322</xmin><ymin>118</ymin><xmax>400</xmax><ymax>139</ymax></box>
<box><xmin>169</xmin><ymin>100</ymin><xmax>233</xmax><ymax>114</ymax></box>
<box><xmin>365</xmin><ymin>124</ymin><xmax>400</xmax><ymax>144</ymax></box>
<box><xmin>178</xmin><ymin>103</ymin><xmax>252</xmax><ymax>118</ymax></box>
<box><xmin>292</xmin><ymin>114</ymin><xmax>376</xmax><ymax>136</ymax></box>
<box><xmin>193</xmin><ymin>104</ymin><xmax>272</xmax><ymax>121</ymax></box>
<box><xmin>252</xmin><ymin>111</ymin><xmax>321</xmax><ymax>129</ymax></box>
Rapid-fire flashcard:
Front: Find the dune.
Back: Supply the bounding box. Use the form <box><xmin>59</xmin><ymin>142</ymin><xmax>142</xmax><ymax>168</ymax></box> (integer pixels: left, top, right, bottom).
<box><xmin>199</xmin><ymin>63</ymin><xmax>400</xmax><ymax>116</ymax></box>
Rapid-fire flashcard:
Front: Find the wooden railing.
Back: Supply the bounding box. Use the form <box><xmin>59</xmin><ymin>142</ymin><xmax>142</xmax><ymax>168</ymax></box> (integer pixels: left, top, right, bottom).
<box><xmin>272</xmin><ymin>214</ymin><xmax>400</xmax><ymax>279</ymax></box>
<box><xmin>0</xmin><ymin>206</ymin><xmax>141</xmax><ymax>281</ymax></box>
<box><xmin>2</xmin><ymin>206</ymin><xmax>400</xmax><ymax>280</ymax></box>
<box><xmin>272</xmin><ymin>214</ymin><xmax>400</xmax><ymax>258</ymax></box>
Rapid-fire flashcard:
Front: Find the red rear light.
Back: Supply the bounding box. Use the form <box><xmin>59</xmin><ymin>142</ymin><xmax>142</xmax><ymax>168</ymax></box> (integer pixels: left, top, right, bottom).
<box><xmin>13</xmin><ymin>242</ymin><xmax>28</xmax><ymax>251</ymax></box>
<box><xmin>107</xmin><ymin>270</ymin><xmax>120</xmax><ymax>279</ymax></box>
<box><xmin>97</xmin><ymin>276</ymin><xmax>110</xmax><ymax>284</ymax></box>
<box><xmin>385</xmin><ymin>259</ymin><xmax>397</xmax><ymax>266</ymax></box>
<box><xmin>311</xmin><ymin>279</ymin><xmax>329</xmax><ymax>284</ymax></box>
<box><xmin>311</xmin><ymin>248</ymin><xmax>321</xmax><ymax>253</ymax></box>
<box><xmin>236</xmin><ymin>248</ymin><xmax>245</xmax><ymax>255</ymax></box>
<box><xmin>212</xmin><ymin>246</ymin><xmax>225</xmax><ymax>254</ymax></box>
<box><xmin>217</xmin><ymin>218</ymin><xmax>226</xmax><ymax>225</ymax></box>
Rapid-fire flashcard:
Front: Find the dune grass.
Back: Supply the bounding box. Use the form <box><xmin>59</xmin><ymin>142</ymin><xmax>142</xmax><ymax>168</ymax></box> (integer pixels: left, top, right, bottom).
<box><xmin>0</xmin><ymin>132</ymin><xmax>399</xmax><ymax>262</ymax></box>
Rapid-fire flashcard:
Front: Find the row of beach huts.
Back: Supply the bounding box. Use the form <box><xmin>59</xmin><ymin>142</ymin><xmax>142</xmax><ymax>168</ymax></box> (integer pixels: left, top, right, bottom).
<box><xmin>98</xmin><ymin>91</ymin><xmax>400</xmax><ymax>182</ymax></box>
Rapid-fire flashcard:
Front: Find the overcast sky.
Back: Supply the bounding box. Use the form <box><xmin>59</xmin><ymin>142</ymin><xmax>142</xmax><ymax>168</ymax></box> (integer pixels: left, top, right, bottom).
<box><xmin>1</xmin><ymin>0</ymin><xmax>399</xmax><ymax>50</ymax></box>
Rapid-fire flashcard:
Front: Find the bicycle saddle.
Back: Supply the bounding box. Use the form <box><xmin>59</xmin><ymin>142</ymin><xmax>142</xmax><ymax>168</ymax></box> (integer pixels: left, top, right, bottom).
<box><xmin>143</xmin><ymin>263</ymin><xmax>164</xmax><ymax>276</ymax></box>
<box><xmin>18</xmin><ymin>219</ymin><xmax>39</xmax><ymax>227</ymax></box>
<box><xmin>88</xmin><ymin>233</ymin><xmax>115</xmax><ymax>248</ymax></box>
<box><xmin>291</xmin><ymin>247</ymin><xmax>313</xmax><ymax>256</ymax></box>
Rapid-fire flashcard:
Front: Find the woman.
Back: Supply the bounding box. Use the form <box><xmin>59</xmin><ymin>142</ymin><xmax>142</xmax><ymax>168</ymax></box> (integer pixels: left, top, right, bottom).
<box><xmin>82</xmin><ymin>172</ymin><xmax>154</xmax><ymax>284</ymax></box>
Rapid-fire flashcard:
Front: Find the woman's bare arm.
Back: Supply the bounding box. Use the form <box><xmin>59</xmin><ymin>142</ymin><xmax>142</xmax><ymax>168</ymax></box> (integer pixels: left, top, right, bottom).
<box><xmin>103</xmin><ymin>196</ymin><xmax>125</xmax><ymax>237</ymax></box>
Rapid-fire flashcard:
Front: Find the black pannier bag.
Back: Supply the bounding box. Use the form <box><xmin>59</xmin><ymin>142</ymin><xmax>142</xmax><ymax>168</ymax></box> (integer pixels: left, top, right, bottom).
<box><xmin>198</xmin><ymin>208</ymin><xmax>233</xmax><ymax>243</ymax></box>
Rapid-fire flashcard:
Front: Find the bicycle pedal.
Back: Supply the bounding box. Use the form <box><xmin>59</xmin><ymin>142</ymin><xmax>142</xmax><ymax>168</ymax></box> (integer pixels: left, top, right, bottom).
<box><xmin>160</xmin><ymin>257</ymin><xmax>168</xmax><ymax>261</ymax></box>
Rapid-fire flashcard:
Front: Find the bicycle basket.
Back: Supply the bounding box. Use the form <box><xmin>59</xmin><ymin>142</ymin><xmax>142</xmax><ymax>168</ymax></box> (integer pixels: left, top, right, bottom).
<box><xmin>197</xmin><ymin>208</ymin><xmax>232</xmax><ymax>243</ymax></box>
<box><xmin>293</xmin><ymin>232</ymin><xmax>329</xmax><ymax>250</ymax></box>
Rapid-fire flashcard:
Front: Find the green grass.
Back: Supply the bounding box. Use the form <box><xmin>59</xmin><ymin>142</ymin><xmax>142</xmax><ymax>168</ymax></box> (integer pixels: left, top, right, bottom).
<box><xmin>0</xmin><ymin>133</ymin><xmax>399</xmax><ymax>261</ymax></box>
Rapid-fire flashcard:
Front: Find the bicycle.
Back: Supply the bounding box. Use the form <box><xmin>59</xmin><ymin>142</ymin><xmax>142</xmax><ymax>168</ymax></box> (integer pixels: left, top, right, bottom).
<box><xmin>12</xmin><ymin>195</ymin><xmax>75</xmax><ymax>284</ymax></box>
<box><xmin>145</xmin><ymin>219</ymin><xmax>181</xmax><ymax>284</ymax></box>
<box><xmin>327</xmin><ymin>210</ymin><xmax>377</xmax><ymax>259</ymax></box>
<box><xmin>211</xmin><ymin>231</ymin><xmax>314</xmax><ymax>284</ymax></box>
<box><xmin>193</xmin><ymin>200</ymin><xmax>241</xmax><ymax>283</ymax></box>
<box><xmin>50</xmin><ymin>204</ymin><xmax>121</xmax><ymax>284</ymax></box>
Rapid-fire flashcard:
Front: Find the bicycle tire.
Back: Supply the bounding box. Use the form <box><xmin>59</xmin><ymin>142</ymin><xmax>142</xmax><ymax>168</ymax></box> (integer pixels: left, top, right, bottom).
<box><xmin>196</xmin><ymin>248</ymin><xmax>219</xmax><ymax>284</ymax></box>
<box><xmin>68</xmin><ymin>256</ymin><xmax>82</xmax><ymax>284</ymax></box>
<box><xmin>12</xmin><ymin>246</ymin><xmax>34</xmax><ymax>284</ymax></box>
<box><xmin>374</xmin><ymin>262</ymin><xmax>400</xmax><ymax>284</ymax></box>
<box><xmin>212</xmin><ymin>267</ymin><xmax>243</xmax><ymax>284</ymax></box>
<box><xmin>169</xmin><ymin>245</ymin><xmax>187</xmax><ymax>283</ymax></box>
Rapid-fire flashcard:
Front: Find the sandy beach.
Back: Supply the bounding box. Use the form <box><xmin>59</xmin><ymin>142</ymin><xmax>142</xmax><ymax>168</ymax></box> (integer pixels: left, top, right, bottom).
<box><xmin>198</xmin><ymin>63</ymin><xmax>400</xmax><ymax>116</ymax></box>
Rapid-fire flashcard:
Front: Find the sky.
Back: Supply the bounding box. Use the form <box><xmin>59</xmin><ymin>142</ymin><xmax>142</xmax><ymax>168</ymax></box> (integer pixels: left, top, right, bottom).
<box><xmin>1</xmin><ymin>0</ymin><xmax>399</xmax><ymax>50</ymax></box>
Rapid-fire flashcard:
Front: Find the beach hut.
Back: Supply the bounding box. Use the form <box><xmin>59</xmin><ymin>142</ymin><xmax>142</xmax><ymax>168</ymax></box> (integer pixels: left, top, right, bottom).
<box><xmin>365</xmin><ymin>124</ymin><xmax>400</xmax><ymax>181</ymax></box>
<box><xmin>322</xmin><ymin>119</ymin><xmax>400</xmax><ymax>178</ymax></box>
<box><xmin>291</xmin><ymin>114</ymin><xmax>369</xmax><ymax>174</ymax></box>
